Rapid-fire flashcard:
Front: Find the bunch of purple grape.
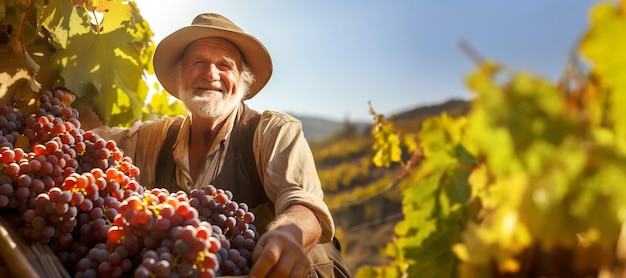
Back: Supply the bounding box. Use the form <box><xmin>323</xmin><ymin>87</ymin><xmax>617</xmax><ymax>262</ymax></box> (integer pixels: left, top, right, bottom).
<box><xmin>189</xmin><ymin>185</ymin><xmax>259</xmax><ymax>276</ymax></box>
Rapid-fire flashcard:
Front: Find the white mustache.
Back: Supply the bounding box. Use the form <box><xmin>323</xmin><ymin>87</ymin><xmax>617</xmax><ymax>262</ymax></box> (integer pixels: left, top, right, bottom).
<box><xmin>193</xmin><ymin>81</ymin><xmax>225</xmax><ymax>92</ymax></box>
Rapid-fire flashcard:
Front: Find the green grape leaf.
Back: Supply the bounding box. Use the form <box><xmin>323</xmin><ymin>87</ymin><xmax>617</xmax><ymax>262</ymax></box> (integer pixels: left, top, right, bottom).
<box><xmin>41</xmin><ymin>0</ymin><xmax>90</xmax><ymax>49</ymax></box>
<box><xmin>55</xmin><ymin>27</ymin><xmax>142</xmax><ymax>125</ymax></box>
<box><xmin>145</xmin><ymin>88</ymin><xmax>188</xmax><ymax>120</ymax></box>
<box><xmin>416</xmin><ymin>114</ymin><xmax>473</xmax><ymax>175</ymax></box>
<box><xmin>407</xmin><ymin>215</ymin><xmax>463</xmax><ymax>278</ymax></box>
<box><xmin>454</xmin><ymin>143</ymin><xmax>477</xmax><ymax>166</ymax></box>
<box><xmin>444</xmin><ymin>167</ymin><xmax>472</xmax><ymax>207</ymax></box>
<box><xmin>3</xmin><ymin>1</ymin><xmax>41</xmax><ymax>50</ymax></box>
<box><xmin>402</xmin><ymin>171</ymin><xmax>440</xmax><ymax>211</ymax></box>
<box><xmin>394</xmin><ymin>206</ymin><xmax>435</xmax><ymax>239</ymax></box>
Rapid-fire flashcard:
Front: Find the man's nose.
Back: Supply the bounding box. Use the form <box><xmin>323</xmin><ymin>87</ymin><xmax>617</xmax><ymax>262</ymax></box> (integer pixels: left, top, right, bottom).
<box><xmin>205</xmin><ymin>64</ymin><xmax>220</xmax><ymax>81</ymax></box>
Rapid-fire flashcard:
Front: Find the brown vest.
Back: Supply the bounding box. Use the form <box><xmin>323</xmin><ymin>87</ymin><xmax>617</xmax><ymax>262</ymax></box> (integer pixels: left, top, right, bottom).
<box><xmin>210</xmin><ymin>103</ymin><xmax>270</xmax><ymax>209</ymax></box>
<box><xmin>155</xmin><ymin>103</ymin><xmax>265</xmax><ymax>202</ymax></box>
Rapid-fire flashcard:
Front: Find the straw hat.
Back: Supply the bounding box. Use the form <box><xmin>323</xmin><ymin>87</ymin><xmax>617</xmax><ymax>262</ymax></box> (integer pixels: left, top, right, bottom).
<box><xmin>153</xmin><ymin>13</ymin><xmax>273</xmax><ymax>99</ymax></box>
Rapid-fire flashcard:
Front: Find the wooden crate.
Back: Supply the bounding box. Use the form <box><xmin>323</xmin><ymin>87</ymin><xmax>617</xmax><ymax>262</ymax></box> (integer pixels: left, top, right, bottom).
<box><xmin>0</xmin><ymin>215</ymin><xmax>70</xmax><ymax>278</ymax></box>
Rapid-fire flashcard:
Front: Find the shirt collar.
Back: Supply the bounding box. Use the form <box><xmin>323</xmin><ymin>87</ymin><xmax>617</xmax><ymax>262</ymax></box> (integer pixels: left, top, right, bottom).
<box><xmin>172</xmin><ymin>104</ymin><xmax>240</xmax><ymax>168</ymax></box>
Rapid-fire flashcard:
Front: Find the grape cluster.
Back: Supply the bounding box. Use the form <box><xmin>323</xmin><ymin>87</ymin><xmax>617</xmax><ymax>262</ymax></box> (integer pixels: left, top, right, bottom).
<box><xmin>0</xmin><ymin>89</ymin><xmax>260</xmax><ymax>278</ymax></box>
<box><xmin>67</xmin><ymin>188</ymin><xmax>220</xmax><ymax>277</ymax></box>
<box><xmin>0</xmin><ymin>104</ymin><xmax>24</xmax><ymax>148</ymax></box>
<box><xmin>189</xmin><ymin>185</ymin><xmax>258</xmax><ymax>276</ymax></box>
<box><xmin>22</xmin><ymin>90</ymin><xmax>80</xmax><ymax>145</ymax></box>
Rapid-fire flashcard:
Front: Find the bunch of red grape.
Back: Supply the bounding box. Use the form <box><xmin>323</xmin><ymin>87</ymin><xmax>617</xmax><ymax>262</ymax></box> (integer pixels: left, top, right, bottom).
<box><xmin>0</xmin><ymin>89</ymin><xmax>260</xmax><ymax>278</ymax></box>
<box><xmin>72</xmin><ymin>187</ymin><xmax>222</xmax><ymax>277</ymax></box>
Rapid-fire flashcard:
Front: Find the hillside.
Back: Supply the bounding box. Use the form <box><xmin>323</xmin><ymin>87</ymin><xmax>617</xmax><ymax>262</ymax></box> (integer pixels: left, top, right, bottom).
<box><xmin>294</xmin><ymin>114</ymin><xmax>370</xmax><ymax>142</ymax></box>
<box><xmin>296</xmin><ymin>98</ymin><xmax>471</xmax><ymax>142</ymax></box>
<box><xmin>309</xmin><ymin>98</ymin><xmax>470</xmax><ymax>274</ymax></box>
<box><xmin>393</xmin><ymin>99</ymin><xmax>471</xmax><ymax>122</ymax></box>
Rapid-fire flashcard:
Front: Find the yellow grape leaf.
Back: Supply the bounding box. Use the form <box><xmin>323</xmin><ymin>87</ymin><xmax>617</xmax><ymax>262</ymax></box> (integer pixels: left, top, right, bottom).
<box><xmin>93</xmin><ymin>0</ymin><xmax>109</xmax><ymax>13</ymax></box>
<box><xmin>498</xmin><ymin>258</ymin><xmax>520</xmax><ymax>274</ymax></box>
<box><xmin>468</xmin><ymin>164</ymin><xmax>489</xmax><ymax>201</ymax></box>
<box><xmin>497</xmin><ymin>210</ymin><xmax>531</xmax><ymax>252</ymax></box>
<box><xmin>389</xmin><ymin>133</ymin><xmax>402</xmax><ymax>160</ymax></box>
<box><xmin>509</xmin><ymin>72</ymin><xmax>565</xmax><ymax>117</ymax></box>
<box><xmin>580</xmin><ymin>2</ymin><xmax>626</xmax><ymax>136</ymax></box>
<box><xmin>372</xmin><ymin>128</ymin><xmax>402</xmax><ymax>168</ymax></box>
<box><xmin>521</xmin><ymin>141</ymin><xmax>554</xmax><ymax>176</ymax></box>
<box><xmin>591</xmin><ymin>126</ymin><xmax>617</xmax><ymax>147</ymax></box>
<box><xmin>454</xmin><ymin>222</ymin><xmax>494</xmax><ymax>268</ymax></box>
<box><xmin>98</xmin><ymin>1</ymin><xmax>131</xmax><ymax>34</ymax></box>
<box><xmin>468</xmin><ymin>108</ymin><xmax>519</xmax><ymax>175</ymax></box>
<box><xmin>354</xmin><ymin>266</ymin><xmax>378</xmax><ymax>278</ymax></box>
<box><xmin>378</xmin><ymin>265</ymin><xmax>401</xmax><ymax>278</ymax></box>
<box><xmin>549</xmin><ymin>138</ymin><xmax>586</xmax><ymax>182</ymax></box>
<box><xmin>403</xmin><ymin>133</ymin><xmax>418</xmax><ymax>153</ymax></box>
<box><xmin>418</xmin><ymin>116</ymin><xmax>450</xmax><ymax>159</ymax></box>
<box><xmin>451</xmin><ymin>243</ymin><xmax>469</xmax><ymax>262</ymax></box>
<box><xmin>465</xmin><ymin>60</ymin><xmax>503</xmax><ymax>98</ymax></box>
<box><xmin>383</xmin><ymin>241</ymin><xmax>401</xmax><ymax>261</ymax></box>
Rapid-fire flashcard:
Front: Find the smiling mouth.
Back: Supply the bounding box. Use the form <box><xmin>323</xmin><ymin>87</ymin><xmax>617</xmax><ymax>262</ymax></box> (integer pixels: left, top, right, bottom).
<box><xmin>194</xmin><ymin>87</ymin><xmax>224</xmax><ymax>94</ymax></box>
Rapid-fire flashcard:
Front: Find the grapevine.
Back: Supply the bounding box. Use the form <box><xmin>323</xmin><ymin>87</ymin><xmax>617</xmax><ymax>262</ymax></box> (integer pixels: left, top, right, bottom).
<box><xmin>357</xmin><ymin>0</ymin><xmax>626</xmax><ymax>277</ymax></box>
<box><xmin>0</xmin><ymin>89</ymin><xmax>260</xmax><ymax>277</ymax></box>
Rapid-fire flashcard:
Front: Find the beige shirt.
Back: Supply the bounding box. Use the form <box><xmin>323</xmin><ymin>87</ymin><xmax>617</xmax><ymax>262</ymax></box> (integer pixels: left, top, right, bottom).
<box><xmin>92</xmin><ymin>105</ymin><xmax>334</xmax><ymax>243</ymax></box>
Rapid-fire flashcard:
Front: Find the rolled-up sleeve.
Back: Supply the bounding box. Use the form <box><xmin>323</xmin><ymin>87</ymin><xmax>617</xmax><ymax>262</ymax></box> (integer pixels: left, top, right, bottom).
<box><xmin>254</xmin><ymin>111</ymin><xmax>335</xmax><ymax>243</ymax></box>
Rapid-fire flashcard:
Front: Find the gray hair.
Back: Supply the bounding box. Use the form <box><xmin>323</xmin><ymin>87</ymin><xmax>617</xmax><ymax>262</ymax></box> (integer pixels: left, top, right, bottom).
<box><xmin>238</xmin><ymin>63</ymin><xmax>255</xmax><ymax>99</ymax></box>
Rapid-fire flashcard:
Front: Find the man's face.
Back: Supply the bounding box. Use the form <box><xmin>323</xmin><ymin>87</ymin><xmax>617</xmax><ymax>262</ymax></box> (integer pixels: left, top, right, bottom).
<box><xmin>178</xmin><ymin>37</ymin><xmax>244</xmax><ymax>119</ymax></box>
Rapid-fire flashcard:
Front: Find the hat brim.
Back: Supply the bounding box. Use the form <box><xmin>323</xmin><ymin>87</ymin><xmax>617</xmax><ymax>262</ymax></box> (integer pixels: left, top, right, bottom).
<box><xmin>153</xmin><ymin>26</ymin><xmax>272</xmax><ymax>100</ymax></box>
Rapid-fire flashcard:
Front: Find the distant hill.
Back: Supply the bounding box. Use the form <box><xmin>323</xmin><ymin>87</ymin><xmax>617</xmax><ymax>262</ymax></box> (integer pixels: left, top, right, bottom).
<box><xmin>295</xmin><ymin>98</ymin><xmax>470</xmax><ymax>141</ymax></box>
<box><xmin>294</xmin><ymin>115</ymin><xmax>370</xmax><ymax>142</ymax></box>
<box><xmin>392</xmin><ymin>98</ymin><xmax>471</xmax><ymax>121</ymax></box>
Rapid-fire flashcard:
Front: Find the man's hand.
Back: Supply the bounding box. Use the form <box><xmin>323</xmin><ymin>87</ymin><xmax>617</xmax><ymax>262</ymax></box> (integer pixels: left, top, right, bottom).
<box><xmin>249</xmin><ymin>204</ymin><xmax>322</xmax><ymax>278</ymax></box>
<box><xmin>249</xmin><ymin>227</ymin><xmax>311</xmax><ymax>277</ymax></box>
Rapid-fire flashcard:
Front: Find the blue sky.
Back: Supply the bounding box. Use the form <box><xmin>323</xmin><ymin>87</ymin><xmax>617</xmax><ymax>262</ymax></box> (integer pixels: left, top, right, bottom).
<box><xmin>134</xmin><ymin>0</ymin><xmax>600</xmax><ymax>122</ymax></box>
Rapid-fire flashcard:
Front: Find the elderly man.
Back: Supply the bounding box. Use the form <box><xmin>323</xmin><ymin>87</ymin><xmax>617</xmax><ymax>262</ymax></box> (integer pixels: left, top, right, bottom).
<box><xmin>93</xmin><ymin>13</ymin><xmax>350</xmax><ymax>278</ymax></box>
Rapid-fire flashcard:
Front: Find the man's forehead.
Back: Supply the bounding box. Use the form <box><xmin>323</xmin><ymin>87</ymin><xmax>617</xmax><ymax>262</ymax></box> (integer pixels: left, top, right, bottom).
<box><xmin>186</xmin><ymin>37</ymin><xmax>242</xmax><ymax>58</ymax></box>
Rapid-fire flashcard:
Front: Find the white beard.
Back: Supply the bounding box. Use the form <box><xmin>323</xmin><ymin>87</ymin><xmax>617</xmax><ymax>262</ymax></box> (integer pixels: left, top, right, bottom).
<box><xmin>182</xmin><ymin>91</ymin><xmax>242</xmax><ymax>119</ymax></box>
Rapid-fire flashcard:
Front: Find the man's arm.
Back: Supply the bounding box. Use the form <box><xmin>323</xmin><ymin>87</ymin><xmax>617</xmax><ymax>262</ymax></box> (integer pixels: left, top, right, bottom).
<box><xmin>267</xmin><ymin>204</ymin><xmax>322</xmax><ymax>252</ymax></box>
<box><xmin>249</xmin><ymin>111</ymin><xmax>333</xmax><ymax>277</ymax></box>
<box><xmin>254</xmin><ymin>110</ymin><xmax>336</xmax><ymax>242</ymax></box>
